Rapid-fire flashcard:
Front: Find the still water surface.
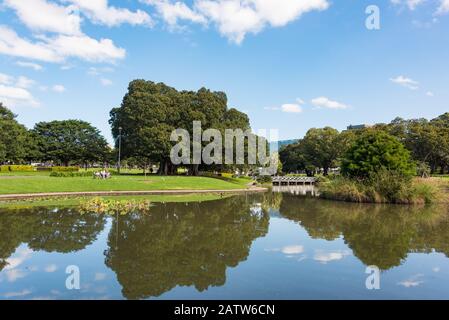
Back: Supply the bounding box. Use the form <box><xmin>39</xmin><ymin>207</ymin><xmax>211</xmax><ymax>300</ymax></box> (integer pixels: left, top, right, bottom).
<box><xmin>1</xmin><ymin>192</ymin><xmax>449</xmax><ymax>299</ymax></box>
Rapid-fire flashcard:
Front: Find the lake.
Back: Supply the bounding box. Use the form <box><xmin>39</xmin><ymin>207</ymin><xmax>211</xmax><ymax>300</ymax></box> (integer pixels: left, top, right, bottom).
<box><xmin>1</xmin><ymin>191</ymin><xmax>449</xmax><ymax>300</ymax></box>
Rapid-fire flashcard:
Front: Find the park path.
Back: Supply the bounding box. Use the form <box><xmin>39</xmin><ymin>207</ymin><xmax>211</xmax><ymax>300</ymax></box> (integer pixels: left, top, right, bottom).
<box><xmin>0</xmin><ymin>187</ymin><xmax>268</xmax><ymax>200</ymax></box>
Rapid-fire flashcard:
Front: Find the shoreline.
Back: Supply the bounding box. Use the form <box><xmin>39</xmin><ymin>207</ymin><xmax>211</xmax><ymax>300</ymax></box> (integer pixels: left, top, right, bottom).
<box><xmin>0</xmin><ymin>187</ymin><xmax>268</xmax><ymax>201</ymax></box>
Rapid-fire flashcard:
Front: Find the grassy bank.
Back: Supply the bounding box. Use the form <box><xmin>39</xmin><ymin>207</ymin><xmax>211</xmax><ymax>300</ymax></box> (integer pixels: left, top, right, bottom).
<box><xmin>319</xmin><ymin>176</ymin><xmax>448</xmax><ymax>204</ymax></box>
<box><xmin>0</xmin><ymin>193</ymin><xmax>233</xmax><ymax>209</ymax></box>
<box><xmin>0</xmin><ymin>172</ymin><xmax>251</xmax><ymax>195</ymax></box>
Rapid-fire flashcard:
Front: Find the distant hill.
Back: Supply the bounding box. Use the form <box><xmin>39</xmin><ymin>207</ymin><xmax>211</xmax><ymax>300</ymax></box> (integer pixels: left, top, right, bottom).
<box><xmin>270</xmin><ymin>139</ymin><xmax>299</xmax><ymax>152</ymax></box>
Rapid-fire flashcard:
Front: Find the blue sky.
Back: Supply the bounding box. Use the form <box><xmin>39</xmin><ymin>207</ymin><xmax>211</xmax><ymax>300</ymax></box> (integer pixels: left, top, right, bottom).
<box><xmin>0</xmin><ymin>0</ymin><xmax>448</xmax><ymax>143</ymax></box>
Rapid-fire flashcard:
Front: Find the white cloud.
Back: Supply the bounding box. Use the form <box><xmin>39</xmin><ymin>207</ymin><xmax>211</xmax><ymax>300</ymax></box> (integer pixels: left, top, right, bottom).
<box><xmin>16</xmin><ymin>61</ymin><xmax>44</xmax><ymax>71</ymax></box>
<box><xmin>398</xmin><ymin>274</ymin><xmax>424</xmax><ymax>287</ymax></box>
<box><xmin>281</xmin><ymin>245</ymin><xmax>304</xmax><ymax>255</ymax></box>
<box><xmin>2</xmin><ymin>289</ymin><xmax>32</xmax><ymax>298</ymax></box>
<box><xmin>0</xmin><ymin>26</ymin><xmax>62</xmax><ymax>63</ymax></box>
<box><xmin>44</xmin><ymin>264</ymin><xmax>58</xmax><ymax>273</ymax></box>
<box><xmin>426</xmin><ymin>91</ymin><xmax>434</xmax><ymax>97</ymax></box>
<box><xmin>100</xmin><ymin>78</ymin><xmax>113</xmax><ymax>86</ymax></box>
<box><xmin>4</xmin><ymin>0</ymin><xmax>82</xmax><ymax>35</ymax></box>
<box><xmin>313</xmin><ymin>250</ymin><xmax>350</xmax><ymax>264</ymax></box>
<box><xmin>390</xmin><ymin>75</ymin><xmax>419</xmax><ymax>90</ymax></box>
<box><xmin>65</xmin><ymin>0</ymin><xmax>153</xmax><ymax>27</ymax></box>
<box><xmin>196</xmin><ymin>0</ymin><xmax>329</xmax><ymax>44</ymax></box>
<box><xmin>391</xmin><ymin>0</ymin><xmax>449</xmax><ymax>14</ymax></box>
<box><xmin>16</xmin><ymin>76</ymin><xmax>35</xmax><ymax>89</ymax></box>
<box><xmin>88</xmin><ymin>66</ymin><xmax>114</xmax><ymax>76</ymax></box>
<box><xmin>143</xmin><ymin>0</ymin><xmax>329</xmax><ymax>43</ymax></box>
<box><xmin>281</xmin><ymin>103</ymin><xmax>302</xmax><ymax>113</ymax></box>
<box><xmin>61</xmin><ymin>65</ymin><xmax>74</xmax><ymax>70</ymax></box>
<box><xmin>437</xmin><ymin>0</ymin><xmax>449</xmax><ymax>14</ymax></box>
<box><xmin>2</xmin><ymin>248</ymin><xmax>33</xmax><ymax>282</ymax></box>
<box><xmin>0</xmin><ymin>73</ymin><xmax>39</xmax><ymax>107</ymax></box>
<box><xmin>0</xmin><ymin>84</ymin><xmax>39</xmax><ymax>107</ymax></box>
<box><xmin>0</xmin><ymin>25</ymin><xmax>126</xmax><ymax>64</ymax></box>
<box><xmin>52</xmin><ymin>84</ymin><xmax>66</xmax><ymax>92</ymax></box>
<box><xmin>311</xmin><ymin>96</ymin><xmax>349</xmax><ymax>109</ymax></box>
<box><xmin>44</xmin><ymin>33</ymin><xmax>126</xmax><ymax>63</ymax></box>
<box><xmin>94</xmin><ymin>272</ymin><xmax>107</xmax><ymax>281</ymax></box>
<box><xmin>265</xmin><ymin>98</ymin><xmax>304</xmax><ymax>113</ymax></box>
<box><xmin>0</xmin><ymin>73</ymin><xmax>13</xmax><ymax>85</ymax></box>
<box><xmin>145</xmin><ymin>0</ymin><xmax>207</xmax><ymax>27</ymax></box>
<box><xmin>390</xmin><ymin>0</ymin><xmax>425</xmax><ymax>10</ymax></box>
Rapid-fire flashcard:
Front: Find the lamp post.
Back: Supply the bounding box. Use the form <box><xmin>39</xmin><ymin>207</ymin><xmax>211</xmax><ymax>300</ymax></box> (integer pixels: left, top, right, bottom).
<box><xmin>118</xmin><ymin>127</ymin><xmax>122</xmax><ymax>174</ymax></box>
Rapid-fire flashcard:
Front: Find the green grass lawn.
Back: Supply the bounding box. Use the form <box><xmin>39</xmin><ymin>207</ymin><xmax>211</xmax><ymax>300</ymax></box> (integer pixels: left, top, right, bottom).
<box><xmin>0</xmin><ymin>172</ymin><xmax>251</xmax><ymax>195</ymax></box>
<box><xmin>0</xmin><ymin>193</ymin><xmax>231</xmax><ymax>209</ymax></box>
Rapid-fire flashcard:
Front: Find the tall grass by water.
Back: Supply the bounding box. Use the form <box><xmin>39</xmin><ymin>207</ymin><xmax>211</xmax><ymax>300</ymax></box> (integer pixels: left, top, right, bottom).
<box><xmin>319</xmin><ymin>172</ymin><xmax>446</xmax><ymax>204</ymax></box>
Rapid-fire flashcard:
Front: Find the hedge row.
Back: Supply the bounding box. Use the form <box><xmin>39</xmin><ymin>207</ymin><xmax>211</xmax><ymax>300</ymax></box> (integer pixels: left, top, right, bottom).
<box><xmin>0</xmin><ymin>165</ymin><xmax>34</xmax><ymax>172</ymax></box>
<box><xmin>50</xmin><ymin>171</ymin><xmax>92</xmax><ymax>177</ymax></box>
<box><xmin>0</xmin><ymin>166</ymin><xmax>80</xmax><ymax>172</ymax></box>
<box><xmin>50</xmin><ymin>166</ymin><xmax>80</xmax><ymax>172</ymax></box>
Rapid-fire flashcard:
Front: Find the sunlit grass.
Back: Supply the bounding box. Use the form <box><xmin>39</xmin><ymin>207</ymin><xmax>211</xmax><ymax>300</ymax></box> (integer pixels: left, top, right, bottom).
<box><xmin>0</xmin><ymin>172</ymin><xmax>251</xmax><ymax>195</ymax></box>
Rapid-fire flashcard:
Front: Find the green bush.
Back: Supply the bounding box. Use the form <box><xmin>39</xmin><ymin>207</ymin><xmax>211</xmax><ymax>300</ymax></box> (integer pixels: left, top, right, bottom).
<box><xmin>36</xmin><ymin>167</ymin><xmax>52</xmax><ymax>171</ymax></box>
<box><xmin>51</xmin><ymin>166</ymin><xmax>80</xmax><ymax>172</ymax></box>
<box><xmin>0</xmin><ymin>165</ymin><xmax>34</xmax><ymax>172</ymax></box>
<box><xmin>256</xmin><ymin>175</ymin><xmax>272</xmax><ymax>184</ymax></box>
<box><xmin>342</xmin><ymin>130</ymin><xmax>416</xmax><ymax>179</ymax></box>
<box><xmin>50</xmin><ymin>171</ymin><xmax>92</xmax><ymax>177</ymax></box>
<box><xmin>318</xmin><ymin>172</ymin><xmax>440</xmax><ymax>204</ymax></box>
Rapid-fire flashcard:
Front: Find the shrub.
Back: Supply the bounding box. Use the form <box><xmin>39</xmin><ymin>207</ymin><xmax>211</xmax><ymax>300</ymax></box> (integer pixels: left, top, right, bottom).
<box><xmin>368</xmin><ymin>169</ymin><xmax>413</xmax><ymax>203</ymax></box>
<box><xmin>318</xmin><ymin>174</ymin><xmax>441</xmax><ymax>204</ymax></box>
<box><xmin>0</xmin><ymin>165</ymin><xmax>34</xmax><ymax>172</ymax></box>
<box><xmin>315</xmin><ymin>175</ymin><xmax>330</xmax><ymax>184</ymax></box>
<box><xmin>319</xmin><ymin>177</ymin><xmax>371</xmax><ymax>203</ymax></box>
<box><xmin>51</xmin><ymin>166</ymin><xmax>80</xmax><ymax>172</ymax></box>
<box><xmin>342</xmin><ymin>130</ymin><xmax>416</xmax><ymax>179</ymax></box>
<box><xmin>50</xmin><ymin>171</ymin><xmax>92</xmax><ymax>177</ymax></box>
<box><xmin>36</xmin><ymin>167</ymin><xmax>52</xmax><ymax>171</ymax></box>
<box><xmin>256</xmin><ymin>175</ymin><xmax>272</xmax><ymax>184</ymax></box>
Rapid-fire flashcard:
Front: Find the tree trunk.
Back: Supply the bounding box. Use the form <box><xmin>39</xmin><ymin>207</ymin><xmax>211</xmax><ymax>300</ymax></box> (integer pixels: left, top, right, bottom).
<box><xmin>158</xmin><ymin>159</ymin><xmax>175</xmax><ymax>175</ymax></box>
<box><xmin>189</xmin><ymin>164</ymin><xmax>200</xmax><ymax>176</ymax></box>
<box><xmin>430</xmin><ymin>163</ymin><xmax>436</xmax><ymax>174</ymax></box>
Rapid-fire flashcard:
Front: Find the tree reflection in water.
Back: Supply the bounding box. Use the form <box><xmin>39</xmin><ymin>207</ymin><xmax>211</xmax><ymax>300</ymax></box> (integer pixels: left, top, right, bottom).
<box><xmin>104</xmin><ymin>196</ymin><xmax>269</xmax><ymax>299</ymax></box>
<box><xmin>1</xmin><ymin>192</ymin><xmax>448</xmax><ymax>299</ymax></box>
<box><xmin>0</xmin><ymin>207</ymin><xmax>106</xmax><ymax>271</ymax></box>
<box><xmin>279</xmin><ymin>194</ymin><xmax>449</xmax><ymax>270</ymax></box>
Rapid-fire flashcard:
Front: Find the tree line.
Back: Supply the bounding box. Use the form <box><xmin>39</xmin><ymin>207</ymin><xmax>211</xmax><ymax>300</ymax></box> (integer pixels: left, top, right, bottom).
<box><xmin>279</xmin><ymin>113</ymin><xmax>449</xmax><ymax>176</ymax></box>
<box><xmin>109</xmin><ymin>80</ymin><xmax>265</xmax><ymax>175</ymax></box>
<box><xmin>0</xmin><ymin>103</ymin><xmax>110</xmax><ymax>167</ymax></box>
<box><xmin>2</xmin><ymin>78</ymin><xmax>447</xmax><ymax>176</ymax></box>
<box><xmin>1</xmin><ymin>80</ymin><xmax>265</xmax><ymax>174</ymax></box>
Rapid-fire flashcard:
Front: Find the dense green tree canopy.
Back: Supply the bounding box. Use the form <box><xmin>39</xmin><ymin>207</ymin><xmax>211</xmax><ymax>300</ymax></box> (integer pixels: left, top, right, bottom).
<box><xmin>279</xmin><ymin>128</ymin><xmax>356</xmax><ymax>176</ymax></box>
<box><xmin>0</xmin><ymin>104</ymin><xmax>36</xmax><ymax>164</ymax></box>
<box><xmin>109</xmin><ymin>80</ymin><xmax>254</xmax><ymax>175</ymax></box>
<box><xmin>33</xmin><ymin>120</ymin><xmax>110</xmax><ymax>166</ymax></box>
<box><xmin>341</xmin><ymin>130</ymin><xmax>416</xmax><ymax>179</ymax></box>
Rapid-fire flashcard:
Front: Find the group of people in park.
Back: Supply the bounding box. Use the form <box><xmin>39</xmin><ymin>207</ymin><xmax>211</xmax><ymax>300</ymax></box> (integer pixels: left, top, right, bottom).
<box><xmin>93</xmin><ymin>170</ymin><xmax>111</xmax><ymax>179</ymax></box>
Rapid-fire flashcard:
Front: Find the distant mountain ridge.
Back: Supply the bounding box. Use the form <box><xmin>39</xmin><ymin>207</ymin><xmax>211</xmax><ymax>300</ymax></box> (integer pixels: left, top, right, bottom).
<box><xmin>270</xmin><ymin>139</ymin><xmax>299</xmax><ymax>152</ymax></box>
